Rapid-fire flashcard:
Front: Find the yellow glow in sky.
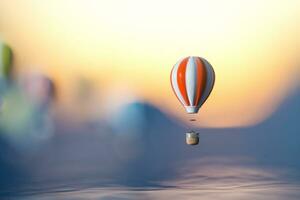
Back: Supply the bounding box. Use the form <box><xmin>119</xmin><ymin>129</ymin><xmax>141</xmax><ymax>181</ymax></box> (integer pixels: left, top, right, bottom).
<box><xmin>0</xmin><ymin>0</ymin><xmax>299</xmax><ymax>127</ymax></box>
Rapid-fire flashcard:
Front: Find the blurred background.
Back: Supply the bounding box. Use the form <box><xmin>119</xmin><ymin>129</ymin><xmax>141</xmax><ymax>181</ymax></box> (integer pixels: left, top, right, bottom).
<box><xmin>0</xmin><ymin>0</ymin><xmax>299</xmax><ymax>199</ymax></box>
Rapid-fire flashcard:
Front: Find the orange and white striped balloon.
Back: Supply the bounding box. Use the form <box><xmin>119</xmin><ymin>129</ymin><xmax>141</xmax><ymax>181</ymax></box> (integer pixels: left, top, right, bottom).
<box><xmin>170</xmin><ymin>56</ymin><xmax>215</xmax><ymax>114</ymax></box>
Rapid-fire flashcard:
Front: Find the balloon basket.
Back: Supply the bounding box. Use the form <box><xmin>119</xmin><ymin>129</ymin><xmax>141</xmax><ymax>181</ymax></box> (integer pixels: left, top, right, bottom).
<box><xmin>186</xmin><ymin>131</ymin><xmax>199</xmax><ymax>145</ymax></box>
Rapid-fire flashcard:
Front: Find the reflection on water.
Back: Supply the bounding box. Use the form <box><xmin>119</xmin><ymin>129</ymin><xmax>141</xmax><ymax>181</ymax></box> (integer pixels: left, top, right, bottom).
<box><xmin>28</xmin><ymin>183</ymin><xmax>298</xmax><ymax>200</ymax></box>
<box><xmin>2</xmin><ymin>163</ymin><xmax>300</xmax><ymax>200</ymax></box>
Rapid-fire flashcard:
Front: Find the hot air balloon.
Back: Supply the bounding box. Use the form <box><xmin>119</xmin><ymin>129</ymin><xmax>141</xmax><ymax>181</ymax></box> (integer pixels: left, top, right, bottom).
<box><xmin>170</xmin><ymin>56</ymin><xmax>215</xmax><ymax>145</ymax></box>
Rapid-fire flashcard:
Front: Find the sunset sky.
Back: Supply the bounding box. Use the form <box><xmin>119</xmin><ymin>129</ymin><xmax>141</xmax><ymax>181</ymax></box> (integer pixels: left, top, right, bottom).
<box><xmin>0</xmin><ymin>0</ymin><xmax>299</xmax><ymax>127</ymax></box>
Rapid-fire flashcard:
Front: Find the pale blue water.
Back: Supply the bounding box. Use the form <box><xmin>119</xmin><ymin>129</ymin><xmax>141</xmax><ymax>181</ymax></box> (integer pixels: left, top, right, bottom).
<box><xmin>2</xmin><ymin>166</ymin><xmax>300</xmax><ymax>200</ymax></box>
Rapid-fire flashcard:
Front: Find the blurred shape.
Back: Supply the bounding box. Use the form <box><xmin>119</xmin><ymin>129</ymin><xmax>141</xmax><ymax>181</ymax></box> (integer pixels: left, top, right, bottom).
<box><xmin>108</xmin><ymin>102</ymin><xmax>146</xmax><ymax>161</ymax></box>
<box><xmin>20</xmin><ymin>72</ymin><xmax>55</xmax><ymax>109</ymax></box>
<box><xmin>0</xmin><ymin>87</ymin><xmax>53</xmax><ymax>153</ymax></box>
<box><xmin>0</xmin><ymin>41</ymin><xmax>12</xmax><ymax>80</ymax></box>
<box><xmin>0</xmin><ymin>87</ymin><xmax>33</xmax><ymax>135</ymax></box>
<box><xmin>110</xmin><ymin>102</ymin><xmax>146</xmax><ymax>135</ymax></box>
<box><xmin>72</xmin><ymin>76</ymin><xmax>102</xmax><ymax>122</ymax></box>
<box><xmin>0</xmin><ymin>72</ymin><xmax>55</xmax><ymax>153</ymax></box>
<box><xmin>75</xmin><ymin>77</ymin><xmax>93</xmax><ymax>102</ymax></box>
<box><xmin>185</xmin><ymin>131</ymin><xmax>199</xmax><ymax>145</ymax></box>
<box><xmin>0</xmin><ymin>41</ymin><xmax>13</xmax><ymax>110</ymax></box>
<box><xmin>103</xmin><ymin>84</ymin><xmax>138</xmax><ymax>119</ymax></box>
<box><xmin>171</xmin><ymin>56</ymin><xmax>215</xmax><ymax>114</ymax></box>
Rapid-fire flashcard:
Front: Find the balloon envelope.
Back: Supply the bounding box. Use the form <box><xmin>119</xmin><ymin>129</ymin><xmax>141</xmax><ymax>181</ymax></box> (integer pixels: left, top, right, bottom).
<box><xmin>170</xmin><ymin>56</ymin><xmax>215</xmax><ymax>114</ymax></box>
